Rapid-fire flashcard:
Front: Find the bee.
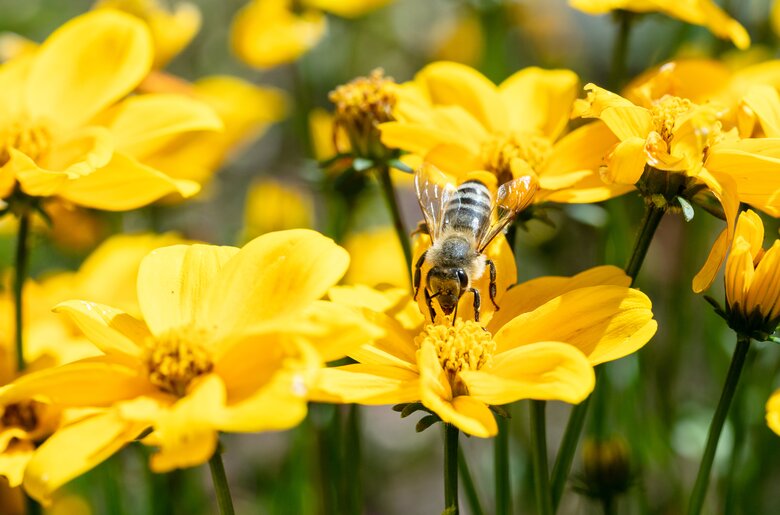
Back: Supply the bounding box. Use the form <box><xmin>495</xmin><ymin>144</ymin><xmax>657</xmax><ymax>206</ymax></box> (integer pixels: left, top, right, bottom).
<box><xmin>413</xmin><ymin>165</ymin><xmax>538</xmax><ymax>323</ymax></box>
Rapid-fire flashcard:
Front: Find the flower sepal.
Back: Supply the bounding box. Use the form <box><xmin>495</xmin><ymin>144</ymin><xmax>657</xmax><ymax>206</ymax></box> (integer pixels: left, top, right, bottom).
<box><xmin>705</xmin><ymin>295</ymin><xmax>780</xmax><ymax>343</ymax></box>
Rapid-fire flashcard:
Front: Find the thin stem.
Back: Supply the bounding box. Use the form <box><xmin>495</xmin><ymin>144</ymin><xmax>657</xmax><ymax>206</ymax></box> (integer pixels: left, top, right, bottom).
<box><xmin>495</xmin><ymin>416</ymin><xmax>511</xmax><ymax>515</ymax></box>
<box><xmin>208</xmin><ymin>448</ymin><xmax>235</xmax><ymax>515</ymax></box>
<box><xmin>14</xmin><ymin>211</ymin><xmax>30</xmax><ymax>372</ymax></box>
<box><xmin>531</xmin><ymin>401</ymin><xmax>553</xmax><ymax>515</ymax></box>
<box><xmin>377</xmin><ymin>164</ymin><xmax>412</xmax><ymax>277</ymax></box>
<box><xmin>602</xmin><ymin>496</ymin><xmax>617</xmax><ymax>515</ymax></box>
<box><xmin>610</xmin><ymin>11</ymin><xmax>634</xmax><ymax>89</ymax></box>
<box><xmin>624</xmin><ymin>204</ymin><xmax>665</xmax><ymax>285</ymax></box>
<box><xmin>687</xmin><ymin>336</ymin><xmax>751</xmax><ymax>515</ymax></box>
<box><xmin>551</xmin><ymin>396</ymin><xmax>592</xmax><ymax>510</ymax></box>
<box><xmin>444</xmin><ymin>423</ymin><xmax>459</xmax><ymax>514</ymax></box>
<box><xmin>458</xmin><ymin>446</ymin><xmax>484</xmax><ymax>515</ymax></box>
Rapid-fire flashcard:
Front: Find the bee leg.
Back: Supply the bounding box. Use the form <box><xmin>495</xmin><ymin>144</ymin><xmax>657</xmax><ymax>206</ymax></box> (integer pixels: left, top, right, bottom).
<box><xmin>424</xmin><ymin>288</ymin><xmax>437</xmax><ymax>323</ymax></box>
<box><xmin>486</xmin><ymin>259</ymin><xmax>500</xmax><ymax>311</ymax></box>
<box><xmin>468</xmin><ymin>288</ymin><xmax>481</xmax><ymax>323</ymax></box>
<box><xmin>413</xmin><ymin>251</ymin><xmax>427</xmax><ymax>300</ymax></box>
<box><xmin>411</xmin><ymin>221</ymin><xmax>430</xmax><ymax>237</ymax></box>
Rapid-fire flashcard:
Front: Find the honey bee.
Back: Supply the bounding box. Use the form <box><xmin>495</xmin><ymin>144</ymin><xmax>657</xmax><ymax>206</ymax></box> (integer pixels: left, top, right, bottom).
<box><xmin>413</xmin><ymin>165</ymin><xmax>538</xmax><ymax>323</ymax></box>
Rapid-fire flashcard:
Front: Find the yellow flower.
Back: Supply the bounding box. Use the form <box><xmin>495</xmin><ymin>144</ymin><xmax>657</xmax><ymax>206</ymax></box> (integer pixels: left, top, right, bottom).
<box><xmin>713</xmin><ymin>210</ymin><xmax>780</xmax><ymax>339</ymax></box>
<box><xmin>241</xmin><ymin>179</ymin><xmax>314</xmax><ymax>242</ymax></box>
<box><xmin>569</xmin><ymin>0</ymin><xmax>750</xmax><ymax>50</ymax></box>
<box><xmin>0</xmin><ymin>230</ymin><xmax>378</xmax><ymax>503</ymax></box>
<box><xmin>231</xmin><ymin>0</ymin><xmax>327</xmax><ymax>69</ymax></box>
<box><xmin>343</xmin><ymin>226</ymin><xmax>408</xmax><ymax>288</ymax></box>
<box><xmin>315</xmin><ymin>265</ymin><xmax>656</xmax><ymax>437</ymax></box>
<box><xmin>767</xmin><ymin>388</ymin><xmax>780</xmax><ymax>436</ymax></box>
<box><xmin>93</xmin><ymin>0</ymin><xmax>201</xmax><ymax>68</ymax></box>
<box><xmin>380</xmin><ymin>61</ymin><xmax>632</xmax><ymax>204</ymax></box>
<box><xmin>0</xmin><ymin>10</ymin><xmax>222</xmax><ymax>211</ymax></box>
<box><xmin>231</xmin><ymin>0</ymin><xmax>393</xmax><ymax>68</ymax></box>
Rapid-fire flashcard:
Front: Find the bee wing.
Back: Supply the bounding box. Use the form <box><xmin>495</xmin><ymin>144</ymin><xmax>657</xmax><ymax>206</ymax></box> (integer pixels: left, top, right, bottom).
<box><xmin>415</xmin><ymin>163</ymin><xmax>458</xmax><ymax>243</ymax></box>
<box><xmin>477</xmin><ymin>175</ymin><xmax>539</xmax><ymax>252</ymax></box>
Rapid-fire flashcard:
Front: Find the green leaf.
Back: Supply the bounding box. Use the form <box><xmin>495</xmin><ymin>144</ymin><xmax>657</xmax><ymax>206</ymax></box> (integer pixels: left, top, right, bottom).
<box><xmin>416</xmin><ymin>414</ymin><xmax>441</xmax><ymax>432</ymax></box>
<box><xmin>388</xmin><ymin>158</ymin><xmax>414</xmax><ymax>173</ymax></box>
<box><xmin>352</xmin><ymin>157</ymin><xmax>375</xmax><ymax>171</ymax></box>
<box><xmin>677</xmin><ymin>196</ymin><xmax>694</xmax><ymax>222</ymax></box>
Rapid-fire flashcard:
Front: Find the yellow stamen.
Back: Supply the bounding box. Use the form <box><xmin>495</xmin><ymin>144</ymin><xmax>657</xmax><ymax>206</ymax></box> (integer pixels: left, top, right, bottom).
<box><xmin>481</xmin><ymin>133</ymin><xmax>551</xmax><ymax>184</ymax></box>
<box><xmin>650</xmin><ymin>95</ymin><xmax>694</xmax><ymax>142</ymax></box>
<box><xmin>0</xmin><ymin>122</ymin><xmax>51</xmax><ymax>166</ymax></box>
<box><xmin>1</xmin><ymin>401</ymin><xmax>40</xmax><ymax>432</ymax></box>
<box><xmin>146</xmin><ymin>331</ymin><xmax>214</xmax><ymax>397</ymax></box>
<box><xmin>415</xmin><ymin>319</ymin><xmax>495</xmax><ymax>374</ymax></box>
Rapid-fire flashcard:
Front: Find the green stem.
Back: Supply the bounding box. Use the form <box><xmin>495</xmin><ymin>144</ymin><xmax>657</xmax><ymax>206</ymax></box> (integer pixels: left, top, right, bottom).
<box><xmin>610</xmin><ymin>11</ymin><xmax>634</xmax><ymax>89</ymax></box>
<box><xmin>444</xmin><ymin>423</ymin><xmax>459</xmax><ymax>514</ymax></box>
<box><xmin>624</xmin><ymin>204</ymin><xmax>665</xmax><ymax>285</ymax></box>
<box><xmin>495</xmin><ymin>416</ymin><xmax>511</xmax><ymax>515</ymax></box>
<box><xmin>14</xmin><ymin>211</ymin><xmax>30</xmax><ymax>372</ymax></box>
<box><xmin>687</xmin><ymin>336</ymin><xmax>751</xmax><ymax>515</ymax></box>
<box><xmin>208</xmin><ymin>447</ymin><xmax>235</xmax><ymax>515</ymax></box>
<box><xmin>458</xmin><ymin>446</ymin><xmax>484</xmax><ymax>515</ymax></box>
<box><xmin>377</xmin><ymin>164</ymin><xmax>412</xmax><ymax>276</ymax></box>
<box><xmin>602</xmin><ymin>496</ymin><xmax>617</xmax><ymax>515</ymax></box>
<box><xmin>531</xmin><ymin>401</ymin><xmax>553</xmax><ymax>515</ymax></box>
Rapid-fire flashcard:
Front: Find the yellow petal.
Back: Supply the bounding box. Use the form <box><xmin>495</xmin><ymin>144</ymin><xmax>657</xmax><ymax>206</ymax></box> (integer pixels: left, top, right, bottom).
<box><xmin>746</xmin><ymin>241</ymin><xmax>780</xmax><ymax>319</ymax></box>
<box><xmin>573</xmin><ymin>84</ymin><xmax>653</xmax><ymax>141</ymax></box>
<box><xmin>207</xmin><ymin>229</ymin><xmax>349</xmax><ymax>336</ymax></box>
<box><xmin>305</xmin><ymin>0</ymin><xmax>391</xmax><ymax>17</ymax></box>
<box><xmin>27</xmin><ymin>10</ymin><xmax>153</xmax><ymax>128</ymax></box>
<box><xmin>741</xmin><ymin>85</ymin><xmax>780</xmax><ymax>137</ymax></box>
<box><xmin>108</xmin><ymin>94</ymin><xmax>223</xmax><ymax>159</ymax></box>
<box><xmin>692</xmin><ymin>228</ymin><xmax>728</xmax><ymax>293</ymax></box>
<box><xmin>0</xmin><ymin>440</ymin><xmax>34</xmax><ymax>487</ymax></box>
<box><xmin>460</xmin><ymin>341</ymin><xmax>595</xmax><ymax>405</ymax></box>
<box><xmin>137</xmin><ymin>243</ymin><xmax>239</xmax><ymax>336</ymax></box>
<box><xmin>378</xmin><ymin>121</ymin><xmax>460</xmax><ymax>158</ymax></box>
<box><xmin>53</xmin><ymin>300</ymin><xmax>149</xmax><ymax>358</ymax></box>
<box><xmin>56</xmin><ymin>152</ymin><xmax>200</xmax><ymax>210</ymax></box>
<box><xmin>487</xmin><ymin>265</ymin><xmax>630</xmax><ymax>332</ymax></box>
<box><xmin>149</xmin><ymin>374</ymin><xmax>223</xmax><ymax>472</ymax></box>
<box><xmin>230</xmin><ymin>0</ymin><xmax>326</xmax><ymax>69</ymax></box>
<box><xmin>0</xmin><ymin>357</ymin><xmax>156</xmax><ymax>407</ymax></box>
<box><xmin>766</xmin><ymin>389</ymin><xmax>780</xmax><ymax>436</ymax></box>
<box><xmin>294</xmin><ymin>300</ymin><xmax>384</xmax><ymax>362</ymax></box>
<box><xmin>725</xmin><ymin>239</ymin><xmax>755</xmax><ymax>310</ymax></box>
<box><xmin>500</xmin><ymin>67</ymin><xmax>579</xmax><ymax>140</ymax></box>
<box><xmin>494</xmin><ymin>285</ymin><xmax>657</xmax><ymax>365</ymax></box>
<box><xmin>604</xmin><ymin>137</ymin><xmax>647</xmax><ymax>185</ymax></box>
<box><xmin>539</xmin><ymin>120</ymin><xmax>618</xmax><ymax>190</ymax></box>
<box><xmin>311</xmin><ymin>364</ymin><xmax>420</xmax><ymax>404</ymax></box>
<box><xmin>416</xmin><ymin>61</ymin><xmax>508</xmax><ymax>133</ymax></box>
<box><xmin>23</xmin><ymin>411</ymin><xmax>144</xmax><ymax>504</ymax></box>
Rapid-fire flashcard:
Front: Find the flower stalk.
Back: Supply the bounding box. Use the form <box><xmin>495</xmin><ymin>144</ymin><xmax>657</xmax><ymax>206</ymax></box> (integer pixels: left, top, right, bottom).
<box><xmin>208</xmin><ymin>446</ymin><xmax>235</xmax><ymax>515</ymax></box>
<box><xmin>531</xmin><ymin>400</ymin><xmax>553</xmax><ymax>515</ymax></box>
<box><xmin>377</xmin><ymin>164</ymin><xmax>412</xmax><ymax>275</ymax></box>
<box><xmin>687</xmin><ymin>335</ymin><xmax>751</xmax><ymax>515</ymax></box>
<box><xmin>610</xmin><ymin>10</ymin><xmax>634</xmax><ymax>88</ymax></box>
<box><xmin>14</xmin><ymin>210</ymin><xmax>31</xmax><ymax>372</ymax></box>
<box><xmin>444</xmin><ymin>423</ymin><xmax>459</xmax><ymax>514</ymax></box>
<box><xmin>495</xmin><ymin>416</ymin><xmax>511</xmax><ymax>515</ymax></box>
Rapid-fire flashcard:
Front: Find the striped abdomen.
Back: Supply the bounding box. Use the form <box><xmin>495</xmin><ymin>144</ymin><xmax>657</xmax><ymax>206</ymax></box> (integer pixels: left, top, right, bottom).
<box><xmin>443</xmin><ymin>180</ymin><xmax>492</xmax><ymax>237</ymax></box>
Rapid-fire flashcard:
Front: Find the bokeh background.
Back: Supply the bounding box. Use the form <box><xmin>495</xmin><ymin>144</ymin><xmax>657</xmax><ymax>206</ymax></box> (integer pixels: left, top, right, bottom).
<box><xmin>1</xmin><ymin>0</ymin><xmax>780</xmax><ymax>513</ymax></box>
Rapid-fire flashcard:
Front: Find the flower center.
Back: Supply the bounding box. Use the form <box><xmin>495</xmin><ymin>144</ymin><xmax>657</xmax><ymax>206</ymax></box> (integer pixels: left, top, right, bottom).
<box><xmin>1</xmin><ymin>401</ymin><xmax>40</xmax><ymax>432</ymax></box>
<box><xmin>0</xmin><ymin>122</ymin><xmax>51</xmax><ymax>167</ymax></box>
<box><xmin>416</xmin><ymin>319</ymin><xmax>495</xmax><ymax>375</ymax></box>
<box><xmin>481</xmin><ymin>133</ymin><xmax>551</xmax><ymax>185</ymax></box>
<box><xmin>146</xmin><ymin>331</ymin><xmax>214</xmax><ymax>397</ymax></box>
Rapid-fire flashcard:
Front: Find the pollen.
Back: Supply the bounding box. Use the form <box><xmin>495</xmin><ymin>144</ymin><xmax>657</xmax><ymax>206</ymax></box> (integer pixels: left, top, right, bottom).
<box><xmin>0</xmin><ymin>122</ymin><xmax>51</xmax><ymax>166</ymax></box>
<box><xmin>650</xmin><ymin>95</ymin><xmax>693</xmax><ymax>142</ymax></box>
<box><xmin>481</xmin><ymin>133</ymin><xmax>551</xmax><ymax>184</ymax></box>
<box><xmin>415</xmin><ymin>319</ymin><xmax>495</xmax><ymax>374</ymax></box>
<box><xmin>146</xmin><ymin>331</ymin><xmax>214</xmax><ymax>397</ymax></box>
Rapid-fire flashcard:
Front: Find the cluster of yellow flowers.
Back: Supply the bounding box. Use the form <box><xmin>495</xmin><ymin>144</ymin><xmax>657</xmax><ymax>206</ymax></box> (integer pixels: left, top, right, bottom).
<box><xmin>2</xmin><ymin>0</ymin><xmax>780</xmax><ymax>513</ymax></box>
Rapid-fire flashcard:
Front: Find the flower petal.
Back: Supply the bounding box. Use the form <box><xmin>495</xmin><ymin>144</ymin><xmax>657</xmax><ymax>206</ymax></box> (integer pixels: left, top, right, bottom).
<box><xmin>23</xmin><ymin>411</ymin><xmax>144</xmax><ymax>504</ymax></box>
<box><xmin>53</xmin><ymin>300</ymin><xmax>149</xmax><ymax>358</ymax></box>
<box><xmin>494</xmin><ymin>285</ymin><xmax>657</xmax><ymax>365</ymax></box>
<box><xmin>296</xmin><ymin>301</ymin><xmax>385</xmax><ymax>362</ymax></box>
<box><xmin>540</xmin><ymin>120</ymin><xmax>617</xmax><ymax>190</ymax></box>
<box><xmin>692</xmin><ymin>228</ymin><xmax>728</xmax><ymax>293</ymax></box>
<box><xmin>573</xmin><ymin>84</ymin><xmax>653</xmax><ymax>141</ymax></box>
<box><xmin>56</xmin><ymin>153</ymin><xmax>200</xmax><ymax>211</ymax></box>
<box><xmin>741</xmin><ymin>85</ymin><xmax>780</xmax><ymax>137</ymax></box>
<box><xmin>766</xmin><ymin>389</ymin><xmax>780</xmax><ymax>436</ymax></box>
<box><xmin>604</xmin><ymin>137</ymin><xmax>647</xmax><ymax>185</ymax></box>
<box><xmin>137</xmin><ymin>243</ymin><xmax>239</xmax><ymax>336</ymax></box>
<box><xmin>460</xmin><ymin>341</ymin><xmax>595</xmax><ymax>404</ymax></box>
<box><xmin>311</xmin><ymin>364</ymin><xmax>420</xmax><ymax>404</ymax></box>
<box><xmin>27</xmin><ymin>10</ymin><xmax>153</xmax><ymax>128</ymax></box>
<box><xmin>488</xmin><ymin>266</ymin><xmax>630</xmax><ymax>332</ymax></box>
<box><xmin>500</xmin><ymin>67</ymin><xmax>579</xmax><ymax>140</ymax></box>
<box><xmin>207</xmin><ymin>229</ymin><xmax>349</xmax><ymax>336</ymax></box>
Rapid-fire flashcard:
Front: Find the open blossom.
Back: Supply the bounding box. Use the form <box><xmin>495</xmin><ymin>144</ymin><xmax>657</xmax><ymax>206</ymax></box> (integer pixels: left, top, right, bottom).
<box><xmin>379</xmin><ymin>61</ymin><xmax>632</xmax><ymax>203</ymax></box>
<box><xmin>569</xmin><ymin>0</ymin><xmax>750</xmax><ymax>50</ymax></box>
<box><xmin>0</xmin><ymin>10</ymin><xmax>223</xmax><ymax>211</ymax></box>
<box><xmin>314</xmin><ymin>266</ymin><xmax>656</xmax><ymax>437</ymax></box>
<box><xmin>0</xmin><ymin>230</ymin><xmax>379</xmax><ymax>503</ymax></box>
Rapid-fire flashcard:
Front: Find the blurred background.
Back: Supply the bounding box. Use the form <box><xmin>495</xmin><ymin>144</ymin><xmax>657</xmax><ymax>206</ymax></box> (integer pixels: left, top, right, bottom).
<box><xmin>1</xmin><ymin>0</ymin><xmax>780</xmax><ymax>513</ymax></box>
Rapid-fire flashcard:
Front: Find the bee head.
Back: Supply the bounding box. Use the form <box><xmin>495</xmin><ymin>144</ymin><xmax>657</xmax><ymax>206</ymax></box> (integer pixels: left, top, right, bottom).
<box><xmin>428</xmin><ymin>268</ymin><xmax>468</xmax><ymax>315</ymax></box>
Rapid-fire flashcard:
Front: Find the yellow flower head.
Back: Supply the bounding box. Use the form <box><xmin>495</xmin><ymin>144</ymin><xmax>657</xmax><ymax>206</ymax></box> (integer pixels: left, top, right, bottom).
<box><xmin>241</xmin><ymin>179</ymin><xmax>314</xmax><ymax>242</ymax></box>
<box><xmin>314</xmin><ymin>265</ymin><xmax>656</xmax><ymax>437</ymax></box>
<box><xmin>0</xmin><ymin>10</ymin><xmax>222</xmax><ymax>212</ymax></box>
<box><xmin>380</xmin><ymin>62</ymin><xmax>632</xmax><ymax>204</ymax></box>
<box><xmin>330</xmin><ymin>69</ymin><xmax>397</xmax><ymax>160</ymax></box>
<box><xmin>720</xmin><ymin>210</ymin><xmax>780</xmax><ymax>339</ymax></box>
<box><xmin>0</xmin><ymin>230</ymin><xmax>378</xmax><ymax>503</ymax></box>
<box><xmin>343</xmin><ymin>226</ymin><xmax>409</xmax><ymax>289</ymax></box>
<box><xmin>569</xmin><ymin>0</ymin><xmax>750</xmax><ymax>50</ymax></box>
<box><xmin>767</xmin><ymin>388</ymin><xmax>780</xmax><ymax>436</ymax></box>
<box><xmin>93</xmin><ymin>0</ymin><xmax>202</xmax><ymax>68</ymax></box>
